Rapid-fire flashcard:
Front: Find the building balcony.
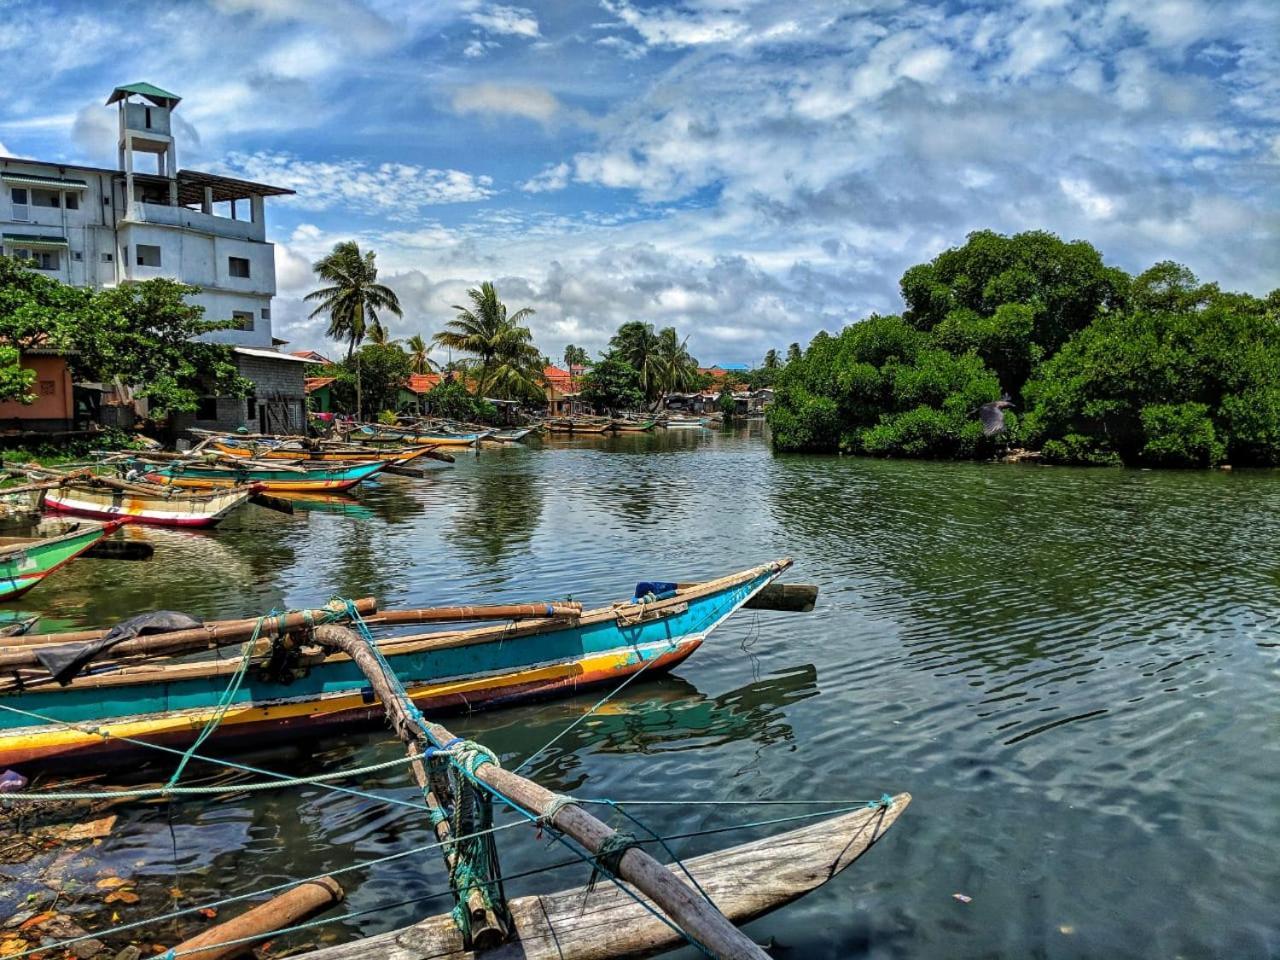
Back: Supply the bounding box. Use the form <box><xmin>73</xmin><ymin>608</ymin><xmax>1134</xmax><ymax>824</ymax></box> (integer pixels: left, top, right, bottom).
<box><xmin>124</xmin><ymin>201</ymin><xmax>265</xmax><ymax>243</ymax></box>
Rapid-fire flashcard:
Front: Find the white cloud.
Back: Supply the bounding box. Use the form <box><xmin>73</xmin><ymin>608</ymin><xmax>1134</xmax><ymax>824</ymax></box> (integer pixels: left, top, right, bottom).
<box><xmin>467</xmin><ymin>4</ymin><xmax>540</xmax><ymax>37</ymax></box>
<box><xmin>1059</xmin><ymin>178</ymin><xmax>1118</xmax><ymax>220</ymax></box>
<box><xmin>218</xmin><ymin>152</ymin><xmax>496</xmax><ymax>215</ymax></box>
<box><xmin>452</xmin><ymin>84</ymin><xmax>561</xmax><ymax>123</ymax></box>
<box><xmin>600</xmin><ymin>0</ymin><xmax>748</xmax><ymax>48</ymax></box>
<box><xmin>520</xmin><ymin>162</ymin><xmax>571</xmax><ymax>193</ymax></box>
<box><xmin>262</xmin><ymin>35</ymin><xmax>342</xmax><ymax>79</ymax></box>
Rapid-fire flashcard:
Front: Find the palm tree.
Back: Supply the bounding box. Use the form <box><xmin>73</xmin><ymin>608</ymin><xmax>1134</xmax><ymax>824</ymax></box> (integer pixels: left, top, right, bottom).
<box><xmin>366</xmin><ymin>324</ymin><xmax>399</xmax><ymax>347</ymax></box>
<box><xmin>406</xmin><ymin>334</ymin><xmax>437</xmax><ymax>375</ymax></box>
<box><xmin>563</xmin><ymin>344</ymin><xmax>589</xmax><ymax>370</ymax></box>
<box><xmin>433</xmin><ymin>282</ymin><xmax>543</xmax><ymax>401</ymax></box>
<box><xmin>654</xmin><ymin>327</ymin><xmax>700</xmax><ymax>398</ymax></box>
<box><xmin>609</xmin><ymin>321</ymin><xmax>663</xmax><ymax>402</ymax></box>
<box><xmin>305</xmin><ymin>241</ymin><xmax>402</xmax><ymax>419</ymax></box>
<box><xmin>763</xmin><ymin>348</ymin><xmax>780</xmax><ymax>369</ymax></box>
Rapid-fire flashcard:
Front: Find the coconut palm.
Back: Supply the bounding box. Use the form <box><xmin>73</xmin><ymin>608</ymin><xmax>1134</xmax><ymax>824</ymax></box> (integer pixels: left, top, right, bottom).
<box><xmin>406</xmin><ymin>334</ymin><xmax>437</xmax><ymax>375</ymax></box>
<box><xmin>609</xmin><ymin>321</ymin><xmax>664</xmax><ymax>402</ymax></box>
<box><xmin>433</xmin><ymin>282</ymin><xmax>542</xmax><ymax>401</ymax></box>
<box><xmin>563</xmin><ymin>344</ymin><xmax>589</xmax><ymax>370</ymax></box>
<box><xmin>305</xmin><ymin>241</ymin><xmax>402</xmax><ymax>419</ymax></box>
<box><xmin>654</xmin><ymin>326</ymin><xmax>700</xmax><ymax>395</ymax></box>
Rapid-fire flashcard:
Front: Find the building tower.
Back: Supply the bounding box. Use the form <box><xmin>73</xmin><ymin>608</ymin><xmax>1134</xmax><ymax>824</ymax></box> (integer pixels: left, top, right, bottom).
<box><xmin>107</xmin><ymin>82</ymin><xmax>182</xmax><ymax>209</ymax></box>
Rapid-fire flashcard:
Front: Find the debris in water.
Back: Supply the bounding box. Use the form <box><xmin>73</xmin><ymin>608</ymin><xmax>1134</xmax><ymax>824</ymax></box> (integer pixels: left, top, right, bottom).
<box><xmin>952</xmin><ymin>893</ymin><xmax>973</xmax><ymax>904</ymax></box>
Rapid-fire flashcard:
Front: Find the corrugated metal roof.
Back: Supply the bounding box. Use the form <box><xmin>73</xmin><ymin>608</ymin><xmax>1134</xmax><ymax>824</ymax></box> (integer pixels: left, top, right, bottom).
<box><xmin>106</xmin><ymin>82</ymin><xmax>182</xmax><ymax>107</ymax></box>
<box><xmin>233</xmin><ymin>347</ymin><xmax>323</xmax><ymax>364</ymax></box>
<box><xmin>0</xmin><ymin>172</ymin><xmax>88</xmax><ymax>190</ymax></box>
<box><xmin>2</xmin><ymin>233</ymin><xmax>69</xmax><ymax>248</ymax></box>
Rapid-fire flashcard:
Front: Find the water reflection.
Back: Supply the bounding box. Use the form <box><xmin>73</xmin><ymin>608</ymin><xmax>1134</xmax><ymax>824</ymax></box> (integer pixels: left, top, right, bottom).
<box><xmin>470</xmin><ymin>665</ymin><xmax>819</xmax><ymax>792</ymax></box>
<box><xmin>447</xmin><ymin>463</ymin><xmax>543</xmax><ymax>568</ymax></box>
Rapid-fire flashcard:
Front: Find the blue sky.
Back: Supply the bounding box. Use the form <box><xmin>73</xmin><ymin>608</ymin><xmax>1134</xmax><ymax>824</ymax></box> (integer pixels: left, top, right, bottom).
<box><xmin>1</xmin><ymin>0</ymin><xmax>1276</xmax><ymax>366</ymax></box>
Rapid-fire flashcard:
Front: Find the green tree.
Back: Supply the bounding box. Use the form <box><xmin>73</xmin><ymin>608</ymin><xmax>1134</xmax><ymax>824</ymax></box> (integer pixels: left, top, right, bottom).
<box><xmin>763</xmin><ymin>348</ymin><xmax>780</xmax><ymax>369</ymax></box>
<box><xmin>563</xmin><ymin>344</ymin><xmax>590</xmax><ymax>369</ymax></box>
<box><xmin>0</xmin><ymin>255</ymin><xmax>90</xmax><ymax>403</ymax></box>
<box><xmin>433</xmin><ymin>282</ymin><xmax>543</xmax><ymax>401</ymax></box>
<box><xmin>305</xmin><ymin>241</ymin><xmax>403</xmax><ymax>419</ymax></box>
<box><xmin>405</xmin><ymin>334</ymin><xmax>436</xmax><ymax>374</ymax></box>
<box><xmin>423</xmin><ymin>378</ymin><xmax>497</xmax><ymax>422</ymax></box>
<box><xmin>609</xmin><ymin>321</ymin><xmax>664</xmax><ymax>401</ymax></box>
<box><xmin>786</xmin><ymin>342</ymin><xmax>801</xmax><ymax>364</ymax></box>
<box><xmin>578</xmin><ymin>357</ymin><xmax>645</xmax><ymax>413</ymax></box>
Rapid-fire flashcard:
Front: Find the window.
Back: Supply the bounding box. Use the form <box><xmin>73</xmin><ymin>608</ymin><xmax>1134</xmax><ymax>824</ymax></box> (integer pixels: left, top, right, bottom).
<box><xmin>72</xmin><ymin>250</ymin><xmax>83</xmax><ymax>261</ymax></box>
<box><xmin>10</xmin><ymin>188</ymin><xmax>28</xmax><ymax>220</ymax></box>
<box><xmin>145</xmin><ymin>107</ymin><xmax>152</xmax><ymax>130</ymax></box>
<box><xmin>260</xmin><ymin>307</ymin><xmax>271</xmax><ymax>319</ymax></box>
<box><xmin>195</xmin><ymin>396</ymin><xmax>217</xmax><ymax>421</ymax></box>
<box><xmin>246</xmin><ymin>396</ymin><xmax>257</xmax><ymax>420</ymax></box>
<box><xmin>101</xmin><ymin>252</ymin><xmax>113</xmax><ymax>263</ymax></box>
<box><xmin>233</xmin><ymin>311</ymin><xmax>255</xmax><ymax>331</ymax></box>
<box><xmin>135</xmin><ymin>244</ymin><xmax>162</xmax><ymax>267</ymax></box>
<box><xmin>228</xmin><ymin>256</ymin><xmax>251</xmax><ymax>278</ymax></box>
<box><xmin>65</xmin><ymin>192</ymin><xmax>79</xmax><ymax>211</ymax></box>
<box><xmin>31</xmin><ymin>189</ymin><xmax>60</xmax><ymax>208</ymax></box>
<box><xmin>16</xmin><ymin>249</ymin><xmax>59</xmax><ymax>270</ymax></box>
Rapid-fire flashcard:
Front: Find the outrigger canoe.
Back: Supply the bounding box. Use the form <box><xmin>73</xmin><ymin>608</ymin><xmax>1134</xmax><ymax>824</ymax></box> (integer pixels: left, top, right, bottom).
<box><xmin>44</xmin><ymin>480</ymin><xmax>255</xmax><ymax>528</ymax></box>
<box><xmin>0</xmin><ymin>520</ymin><xmax>122</xmax><ymax>601</ymax></box>
<box><xmin>143</xmin><ymin>459</ymin><xmax>386</xmax><ymax>493</ymax></box>
<box><xmin>613</xmin><ymin>418</ymin><xmax>657</xmax><ymax>433</ymax></box>
<box><xmin>208</xmin><ymin>439</ymin><xmax>439</xmax><ymax>465</ymax></box>
<box><xmin>0</xmin><ymin>559</ymin><xmax>791</xmax><ymax>767</ymax></box>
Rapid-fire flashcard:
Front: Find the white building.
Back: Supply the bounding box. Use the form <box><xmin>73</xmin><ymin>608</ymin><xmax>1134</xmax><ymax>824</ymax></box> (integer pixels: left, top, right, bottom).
<box><xmin>0</xmin><ymin>82</ymin><xmax>316</xmax><ymax>433</ymax></box>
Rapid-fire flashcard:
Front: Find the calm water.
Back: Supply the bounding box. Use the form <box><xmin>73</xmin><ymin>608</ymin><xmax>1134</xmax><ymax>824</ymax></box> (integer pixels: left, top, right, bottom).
<box><xmin>6</xmin><ymin>427</ymin><xmax>1279</xmax><ymax>959</ymax></box>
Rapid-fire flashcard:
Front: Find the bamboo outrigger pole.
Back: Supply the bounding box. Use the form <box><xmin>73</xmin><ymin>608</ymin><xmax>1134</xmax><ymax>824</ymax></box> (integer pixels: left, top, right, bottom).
<box><xmin>312</xmin><ymin>625</ymin><xmax>771</xmax><ymax>960</ymax></box>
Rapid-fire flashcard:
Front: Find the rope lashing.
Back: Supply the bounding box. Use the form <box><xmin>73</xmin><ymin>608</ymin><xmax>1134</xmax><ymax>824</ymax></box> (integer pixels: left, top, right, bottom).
<box><xmin>588</xmin><ymin>831</ymin><xmax>641</xmax><ymax>892</ymax></box>
<box><xmin>538</xmin><ymin>793</ymin><xmax>579</xmax><ymax>827</ymax></box>
<box><xmin>868</xmin><ymin>793</ymin><xmax>894</xmax><ymax>809</ymax></box>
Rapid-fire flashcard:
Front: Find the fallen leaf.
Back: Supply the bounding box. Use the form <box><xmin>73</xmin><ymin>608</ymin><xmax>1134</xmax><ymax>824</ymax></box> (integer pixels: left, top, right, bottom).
<box><xmin>199</xmin><ymin>908</ymin><xmax>218</xmax><ymax>920</ymax></box>
<box><xmin>43</xmin><ymin>816</ymin><xmax>117</xmax><ymax>843</ymax></box>
<box><xmin>0</xmin><ymin>940</ymin><xmax>25</xmax><ymax>958</ymax></box>
<box><xmin>18</xmin><ymin>912</ymin><xmax>53</xmax><ymax>931</ymax></box>
<box><xmin>168</xmin><ymin>888</ymin><xmax>183</xmax><ymax>899</ymax></box>
<box><xmin>96</xmin><ymin>878</ymin><xmax>129</xmax><ymax>891</ymax></box>
<box><xmin>104</xmin><ymin>890</ymin><xmax>140</xmax><ymax>905</ymax></box>
<box><xmin>110</xmin><ymin>912</ymin><xmax>120</xmax><ymax>924</ymax></box>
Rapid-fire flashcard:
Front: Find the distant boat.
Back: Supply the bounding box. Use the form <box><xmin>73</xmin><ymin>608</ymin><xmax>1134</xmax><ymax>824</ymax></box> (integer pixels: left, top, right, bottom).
<box><xmin>0</xmin><ymin>520</ymin><xmax>122</xmax><ymax>600</ymax></box>
<box><xmin>664</xmin><ymin>417</ymin><xmax>708</xmax><ymax>429</ymax></box>
<box><xmin>489</xmin><ymin>427</ymin><xmax>535</xmax><ymax>443</ymax></box>
<box><xmin>208</xmin><ymin>439</ymin><xmax>439</xmax><ymax>465</ymax></box>
<box><xmin>144</xmin><ymin>459</ymin><xmax>386</xmax><ymax>493</ymax></box>
<box><xmin>613</xmin><ymin>418</ymin><xmax>658</xmax><ymax>433</ymax></box>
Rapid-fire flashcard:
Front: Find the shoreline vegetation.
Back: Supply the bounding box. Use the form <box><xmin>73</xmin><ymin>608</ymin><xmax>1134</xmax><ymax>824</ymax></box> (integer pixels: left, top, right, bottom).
<box><xmin>766</xmin><ymin>230</ymin><xmax>1280</xmax><ymax>468</ymax></box>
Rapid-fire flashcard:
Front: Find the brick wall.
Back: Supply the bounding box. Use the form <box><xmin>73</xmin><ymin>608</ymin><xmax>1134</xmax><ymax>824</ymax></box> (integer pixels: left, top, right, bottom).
<box><xmin>191</xmin><ymin>354</ymin><xmax>309</xmax><ymax>434</ymax></box>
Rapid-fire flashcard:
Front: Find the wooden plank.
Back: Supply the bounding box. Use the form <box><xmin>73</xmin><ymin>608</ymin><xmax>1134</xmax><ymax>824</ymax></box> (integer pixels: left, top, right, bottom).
<box><xmin>297</xmin><ymin>796</ymin><xmax>909</xmax><ymax>960</ymax></box>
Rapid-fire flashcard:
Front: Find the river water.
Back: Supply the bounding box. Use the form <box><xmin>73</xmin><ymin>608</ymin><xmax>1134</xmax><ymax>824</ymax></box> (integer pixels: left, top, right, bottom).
<box><xmin>6</xmin><ymin>426</ymin><xmax>1279</xmax><ymax>958</ymax></box>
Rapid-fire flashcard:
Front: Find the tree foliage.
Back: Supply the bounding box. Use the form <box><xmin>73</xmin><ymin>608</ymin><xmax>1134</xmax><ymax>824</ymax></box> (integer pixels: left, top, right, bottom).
<box><xmin>422</xmin><ymin>378</ymin><xmax>497</xmax><ymax>422</ymax></box>
<box><xmin>769</xmin><ymin>230</ymin><xmax>1280</xmax><ymax>467</ymax></box>
<box><xmin>578</xmin><ymin>357</ymin><xmax>645</xmax><ymax>412</ymax></box>
<box><xmin>322</xmin><ymin>343</ymin><xmax>411</xmax><ymax>417</ymax></box>
<box><xmin>305</xmin><ymin>241</ymin><xmax>402</xmax><ymax>359</ymax></box>
<box><xmin>433</xmin><ymin>282</ymin><xmax>543</xmax><ymax>402</ymax></box>
<box><xmin>0</xmin><ymin>257</ymin><xmax>247</xmax><ymax>416</ymax></box>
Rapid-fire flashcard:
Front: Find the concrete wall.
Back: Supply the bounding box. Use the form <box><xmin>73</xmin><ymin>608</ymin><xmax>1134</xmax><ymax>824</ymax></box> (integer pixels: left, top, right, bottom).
<box><xmin>0</xmin><ymin>354</ymin><xmax>74</xmax><ymax>428</ymax></box>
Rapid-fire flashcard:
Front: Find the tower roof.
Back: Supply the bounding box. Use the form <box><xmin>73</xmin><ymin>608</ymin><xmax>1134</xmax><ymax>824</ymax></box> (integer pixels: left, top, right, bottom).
<box><xmin>106</xmin><ymin>83</ymin><xmax>182</xmax><ymax>108</ymax></box>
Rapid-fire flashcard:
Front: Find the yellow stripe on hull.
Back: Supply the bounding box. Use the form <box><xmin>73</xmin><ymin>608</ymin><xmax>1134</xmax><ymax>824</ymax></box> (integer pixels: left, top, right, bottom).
<box><xmin>2</xmin><ymin>641</ymin><xmax>697</xmax><ymax>764</ymax></box>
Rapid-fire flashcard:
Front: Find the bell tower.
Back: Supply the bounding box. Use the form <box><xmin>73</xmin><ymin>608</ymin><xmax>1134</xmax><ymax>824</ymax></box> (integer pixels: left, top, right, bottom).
<box><xmin>106</xmin><ymin>82</ymin><xmax>182</xmax><ymax>208</ymax></box>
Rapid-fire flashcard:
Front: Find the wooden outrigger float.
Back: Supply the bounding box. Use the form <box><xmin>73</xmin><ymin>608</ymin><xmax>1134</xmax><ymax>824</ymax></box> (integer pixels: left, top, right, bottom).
<box><xmin>206</xmin><ymin>438</ymin><xmax>445</xmax><ymax>465</ymax></box>
<box><xmin>0</xmin><ymin>560</ymin><xmax>795</xmax><ymax>767</ymax></box>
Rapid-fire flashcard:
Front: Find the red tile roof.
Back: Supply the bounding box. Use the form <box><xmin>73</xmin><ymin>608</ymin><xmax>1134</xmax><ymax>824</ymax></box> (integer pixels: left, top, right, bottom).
<box><xmin>405</xmin><ymin>373</ymin><xmax>443</xmax><ymax>394</ymax></box>
<box><xmin>303</xmin><ymin>376</ymin><xmax>335</xmax><ymax>393</ymax></box>
<box><xmin>292</xmin><ymin>350</ymin><xmax>333</xmax><ymax>364</ymax></box>
<box><xmin>544</xmin><ymin>365</ymin><xmax>581</xmax><ymax>393</ymax></box>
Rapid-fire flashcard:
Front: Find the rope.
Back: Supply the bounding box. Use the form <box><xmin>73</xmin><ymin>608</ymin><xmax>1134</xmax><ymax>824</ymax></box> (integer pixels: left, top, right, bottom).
<box><xmin>0</xmin><ymin>700</ymin><xmax>433</xmax><ymax>812</ymax></box>
<box><xmin>587</xmin><ymin>831</ymin><xmax>640</xmax><ymax>892</ymax></box>
<box><xmin>0</xmin><ymin>754</ymin><xmax>427</xmax><ymax>802</ymax></box>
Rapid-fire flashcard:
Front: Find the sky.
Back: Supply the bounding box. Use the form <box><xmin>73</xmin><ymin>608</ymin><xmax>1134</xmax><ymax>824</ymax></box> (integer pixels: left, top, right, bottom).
<box><xmin>1</xmin><ymin>0</ymin><xmax>1277</xmax><ymax>367</ymax></box>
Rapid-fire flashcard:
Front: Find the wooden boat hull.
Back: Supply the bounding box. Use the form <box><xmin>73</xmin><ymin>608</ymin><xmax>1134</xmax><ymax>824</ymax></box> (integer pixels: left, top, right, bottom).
<box><xmin>0</xmin><ymin>521</ymin><xmax>121</xmax><ymax>601</ymax></box>
<box><xmin>613</xmin><ymin>419</ymin><xmax>657</xmax><ymax>432</ymax></box>
<box><xmin>0</xmin><ymin>560</ymin><xmax>788</xmax><ymax>766</ymax></box>
<box><xmin>490</xmin><ymin>428</ymin><xmax>534</xmax><ymax>443</ymax></box>
<box><xmin>210</xmin><ymin>441</ymin><xmax>435</xmax><ymax>465</ymax></box>
<box><xmin>300</xmin><ymin>793</ymin><xmax>910</xmax><ymax>960</ymax></box>
<box><xmin>44</xmin><ymin>485</ymin><xmax>253</xmax><ymax>528</ymax></box>
<box><xmin>144</xmin><ymin>460</ymin><xmax>386</xmax><ymax>493</ymax></box>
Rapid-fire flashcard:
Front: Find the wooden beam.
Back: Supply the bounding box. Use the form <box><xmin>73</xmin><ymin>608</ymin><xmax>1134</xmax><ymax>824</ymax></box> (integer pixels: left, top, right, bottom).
<box><xmin>312</xmin><ymin>625</ymin><xmax>771</xmax><ymax>960</ymax></box>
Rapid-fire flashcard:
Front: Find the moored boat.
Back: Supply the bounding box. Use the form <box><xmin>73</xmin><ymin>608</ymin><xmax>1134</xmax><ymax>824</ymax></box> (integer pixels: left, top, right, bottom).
<box><xmin>209</xmin><ymin>439</ymin><xmax>439</xmax><ymax>465</ymax></box>
<box><xmin>43</xmin><ymin>478</ymin><xmax>255</xmax><ymax>528</ymax></box>
<box><xmin>0</xmin><ymin>559</ymin><xmax>792</xmax><ymax>766</ymax></box>
<box><xmin>489</xmin><ymin>427</ymin><xmax>535</xmax><ymax>443</ymax></box>
<box><xmin>612</xmin><ymin>418</ymin><xmax>657</xmax><ymax>432</ymax></box>
<box><xmin>0</xmin><ymin>519</ymin><xmax>123</xmax><ymax>601</ymax></box>
<box><xmin>143</xmin><ymin>459</ymin><xmax>386</xmax><ymax>493</ymax></box>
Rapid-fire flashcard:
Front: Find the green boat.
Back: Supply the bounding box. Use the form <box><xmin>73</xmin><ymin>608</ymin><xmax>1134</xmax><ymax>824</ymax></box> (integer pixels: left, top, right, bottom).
<box><xmin>0</xmin><ymin>520</ymin><xmax>122</xmax><ymax>601</ymax></box>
